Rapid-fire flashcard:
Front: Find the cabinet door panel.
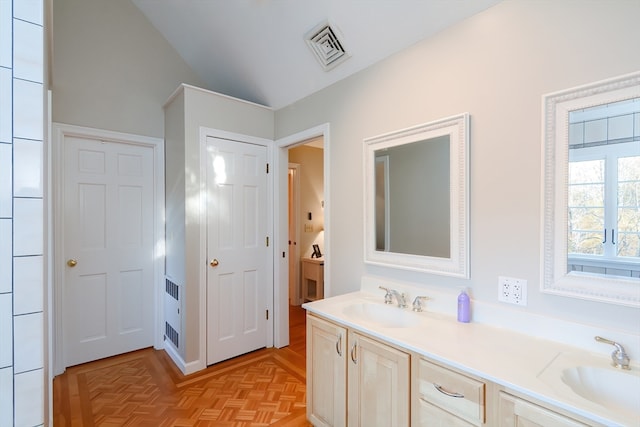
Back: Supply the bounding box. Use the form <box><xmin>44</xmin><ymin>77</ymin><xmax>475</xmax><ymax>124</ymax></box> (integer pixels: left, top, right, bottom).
<box><xmin>348</xmin><ymin>332</ymin><xmax>410</xmax><ymax>427</ymax></box>
<box><xmin>416</xmin><ymin>398</ymin><xmax>475</xmax><ymax>427</ymax></box>
<box><xmin>307</xmin><ymin>315</ymin><xmax>347</xmax><ymax>427</ymax></box>
<box><xmin>498</xmin><ymin>392</ymin><xmax>588</xmax><ymax>427</ymax></box>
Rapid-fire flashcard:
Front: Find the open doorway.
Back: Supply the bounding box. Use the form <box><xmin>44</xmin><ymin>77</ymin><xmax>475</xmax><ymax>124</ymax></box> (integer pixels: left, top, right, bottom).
<box><xmin>288</xmin><ymin>139</ymin><xmax>324</xmax><ymax>306</ymax></box>
<box><xmin>273</xmin><ymin>123</ymin><xmax>331</xmax><ymax>348</ymax></box>
<box><xmin>287</xmin><ymin>139</ymin><xmax>324</xmax><ymax>354</ymax></box>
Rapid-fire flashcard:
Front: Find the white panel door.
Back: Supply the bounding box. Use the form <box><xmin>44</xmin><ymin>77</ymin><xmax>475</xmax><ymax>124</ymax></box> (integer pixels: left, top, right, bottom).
<box><xmin>206</xmin><ymin>137</ymin><xmax>268</xmax><ymax>365</ymax></box>
<box><xmin>63</xmin><ymin>136</ymin><xmax>154</xmax><ymax>367</ymax></box>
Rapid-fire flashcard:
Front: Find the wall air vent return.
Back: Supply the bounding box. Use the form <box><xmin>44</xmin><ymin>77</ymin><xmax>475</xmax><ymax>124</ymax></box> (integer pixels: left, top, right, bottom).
<box><xmin>164</xmin><ymin>276</ymin><xmax>181</xmax><ymax>351</ymax></box>
<box><xmin>165</xmin><ymin>321</ymin><xmax>179</xmax><ymax>348</ymax></box>
<box><xmin>305</xmin><ymin>21</ymin><xmax>350</xmax><ymax>71</ymax></box>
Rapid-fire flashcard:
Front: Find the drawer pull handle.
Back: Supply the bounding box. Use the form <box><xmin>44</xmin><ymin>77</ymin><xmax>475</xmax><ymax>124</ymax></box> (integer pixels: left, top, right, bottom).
<box><xmin>350</xmin><ymin>343</ymin><xmax>358</xmax><ymax>364</ymax></box>
<box><xmin>336</xmin><ymin>333</ymin><xmax>342</xmax><ymax>356</ymax></box>
<box><xmin>434</xmin><ymin>383</ymin><xmax>464</xmax><ymax>399</ymax></box>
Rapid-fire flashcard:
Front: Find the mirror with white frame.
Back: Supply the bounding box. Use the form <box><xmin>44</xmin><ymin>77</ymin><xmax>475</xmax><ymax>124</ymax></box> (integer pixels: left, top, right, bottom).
<box><xmin>542</xmin><ymin>72</ymin><xmax>640</xmax><ymax>306</ymax></box>
<box><xmin>364</xmin><ymin>113</ymin><xmax>469</xmax><ymax>278</ymax></box>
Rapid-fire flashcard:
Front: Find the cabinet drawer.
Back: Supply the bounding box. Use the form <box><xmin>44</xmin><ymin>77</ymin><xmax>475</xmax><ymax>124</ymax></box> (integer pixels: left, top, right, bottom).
<box><xmin>417</xmin><ymin>358</ymin><xmax>485</xmax><ymax>425</ymax></box>
<box><xmin>416</xmin><ymin>399</ymin><xmax>476</xmax><ymax>427</ymax></box>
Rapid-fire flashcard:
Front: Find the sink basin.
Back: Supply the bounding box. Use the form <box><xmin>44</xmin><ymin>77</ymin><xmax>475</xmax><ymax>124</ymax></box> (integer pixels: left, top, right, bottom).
<box><xmin>561</xmin><ymin>365</ymin><xmax>640</xmax><ymax>414</ymax></box>
<box><xmin>342</xmin><ymin>302</ymin><xmax>422</xmax><ymax>328</ymax></box>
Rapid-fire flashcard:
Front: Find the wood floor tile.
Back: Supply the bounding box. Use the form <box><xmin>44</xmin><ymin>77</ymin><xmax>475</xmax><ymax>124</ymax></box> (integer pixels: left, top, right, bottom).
<box><xmin>54</xmin><ymin>305</ymin><xmax>311</xmax><ymax>426</ymax></box>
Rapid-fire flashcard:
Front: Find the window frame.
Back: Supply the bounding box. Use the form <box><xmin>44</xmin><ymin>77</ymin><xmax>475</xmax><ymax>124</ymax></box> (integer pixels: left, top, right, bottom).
<box><xmin>568</xmin><ymin>141</ymin><xmax>640</xmax><ymax>266</ymax></box>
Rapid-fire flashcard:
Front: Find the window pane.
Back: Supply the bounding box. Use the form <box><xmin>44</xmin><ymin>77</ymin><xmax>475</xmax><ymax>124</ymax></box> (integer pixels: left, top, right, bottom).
<box><xmin>568</xmin><ymin>206</ymin><xmax>604</xmax><ymax>255</ymax></box>
<box><xmin>569</xmin><ymin>159</ymin><xmax>604</xmax><ymax>184</ymax></box>
<box><xmin>569</xmin><ymin>183</ymin><xmax>604</xmax><ymax>207</ymax></box>
<box><xmin>568</xmin><ymin>159</ymin><xmax>605</xmax><ymax>256</ymax></box>
<box><xmin>569</xmin><ymin>230</ymin><xmax>604</xmax><ymax>255</ymax></box>
<box><xmin>617</xmin><ymin>155</ymin><xmax>639</xmax><ymax>260</ymax></box>
<box><xmin>618</xmin><ymin>181</ymin><xmax>639</xmax><ymax>207</ymax></box>
<box><xmin>569</xmin><ymin>207</ymin><xmax>605</xmax><ymax>230</ymax></box>
<box><xmin>617</xmin><ymin>233</ymin><xmax>639</xmax><ymax>258</ymax></box>
<box><xmin>618</xmin><ymin>155</ymin><xmax>640</xmax><ymax>181</ymax></box>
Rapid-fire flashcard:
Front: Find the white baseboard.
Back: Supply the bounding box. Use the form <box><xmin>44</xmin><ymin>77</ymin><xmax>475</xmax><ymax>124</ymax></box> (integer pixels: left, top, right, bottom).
<box><xmin>162</xmin><ymin>341</ymin><xmax>206</xmax><ymax>375</ymax></box>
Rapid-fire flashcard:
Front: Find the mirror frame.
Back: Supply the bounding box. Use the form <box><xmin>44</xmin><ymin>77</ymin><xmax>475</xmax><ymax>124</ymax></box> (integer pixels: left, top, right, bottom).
<box><xmin>364</xmin><ymin>113</ymin><xmax>469</xmax><ymax>278</ymax></box>
<box><xmin>541</xmin><ymin>71</ymin><xmax>640</xmax><ymax>307</ymax></box>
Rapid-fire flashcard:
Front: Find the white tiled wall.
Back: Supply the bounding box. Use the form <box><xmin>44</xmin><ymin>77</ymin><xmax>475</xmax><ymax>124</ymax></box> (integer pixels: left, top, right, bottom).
<box><xmin>0</xmin><ymin>1</ymin><xmax>46</xmax><ymax>426</ymax></box>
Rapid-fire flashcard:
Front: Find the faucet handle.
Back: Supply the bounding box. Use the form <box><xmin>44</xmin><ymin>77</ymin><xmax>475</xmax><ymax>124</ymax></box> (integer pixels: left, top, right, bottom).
<box><xmin>412</xmin><ymin>296</ymin><xmax>430</xmax><ymax>312</ymax></box>
<box><xmin>396</xmin><ymin>292</ymin><xmax>408</xmax><ymax>309</ymax></box>
<box><xmin>378</xmin><ymin>286</ymin><xmax>394</xmax><ymax>304</ymax></box>
<box><xmin>595</xmin><ymin>336</ymin><xmax>631</xmax><ymax>370</ymax></box>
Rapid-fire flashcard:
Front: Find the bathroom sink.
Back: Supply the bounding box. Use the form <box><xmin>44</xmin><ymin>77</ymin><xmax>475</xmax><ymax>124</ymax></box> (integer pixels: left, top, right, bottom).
<box><xmin>561</xmin><ymin>365</ymin><xmax>640</xmax><ymax>414</ymax></box>
<box><xmin>342</xmin><ymin>302</ymin><xmax>422</xmax><ymax>328</ymax></box>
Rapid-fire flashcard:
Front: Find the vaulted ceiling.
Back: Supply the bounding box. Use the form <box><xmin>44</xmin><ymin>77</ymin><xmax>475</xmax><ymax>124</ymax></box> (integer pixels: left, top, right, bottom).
<box><xmin>132</xmin><ymin>0</ymin><xmax>502</xmax><ymax>109</ymax></box>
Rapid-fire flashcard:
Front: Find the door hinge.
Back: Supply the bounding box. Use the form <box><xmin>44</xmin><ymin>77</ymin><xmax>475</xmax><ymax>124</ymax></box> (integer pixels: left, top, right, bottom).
<box><xmin>266</xmin><ymin>309</ymin><xmax>269</xmax><ymax>320</ymax></box>
<box><xmin>266</xmin><ymin>163</ymin><xmax>269</xmax><ymax>174</ymax></box>
<box><xmin>266</xmin><ymin>236</ymin><xmax>269</xmax><ymax>247</ymax></box>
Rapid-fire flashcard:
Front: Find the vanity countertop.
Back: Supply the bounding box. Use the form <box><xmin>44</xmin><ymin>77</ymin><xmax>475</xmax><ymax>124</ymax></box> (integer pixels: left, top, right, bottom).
<box><xmin>303</xmin><ymin>291</ymin><xmax>639</xmax><ymax>426</ymax></box>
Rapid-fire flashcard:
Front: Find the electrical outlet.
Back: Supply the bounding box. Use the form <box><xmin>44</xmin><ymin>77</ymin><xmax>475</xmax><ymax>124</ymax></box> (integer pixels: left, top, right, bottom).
<box><xmin>498</xmin><ymin>276</ymin><xmax>528</xmax><ymax>306</ymax></box>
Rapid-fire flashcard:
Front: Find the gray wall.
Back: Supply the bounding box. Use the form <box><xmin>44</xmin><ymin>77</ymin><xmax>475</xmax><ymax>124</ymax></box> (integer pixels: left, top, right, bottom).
<box><xmin>164</xmin><ymin>85</ymin><xmax>274</xmax><ymax>363</ymax></box>
<box><xmin>52</xmin><ymin>0</ymin><xmax>205</xmax><ymax>138</ymax></box>
<box><xmin>275</xmin><ymin>0</ymin><xmax>640</xmax><ymax>334</ymax></box>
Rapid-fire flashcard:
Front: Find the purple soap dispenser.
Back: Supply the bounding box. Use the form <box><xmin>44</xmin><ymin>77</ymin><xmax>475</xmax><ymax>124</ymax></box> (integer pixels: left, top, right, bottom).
<box><xmin>457</xmin><ymin>287</ymin><xmax>470</xmax><ymax>323</ymax></box>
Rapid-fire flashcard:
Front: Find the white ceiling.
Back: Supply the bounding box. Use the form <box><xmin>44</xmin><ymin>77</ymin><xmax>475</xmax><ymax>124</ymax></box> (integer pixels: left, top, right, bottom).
<box><xmin>132</xmin><ymin>0</ymin><xmax>502</xmax><ymax>110</ymax></box>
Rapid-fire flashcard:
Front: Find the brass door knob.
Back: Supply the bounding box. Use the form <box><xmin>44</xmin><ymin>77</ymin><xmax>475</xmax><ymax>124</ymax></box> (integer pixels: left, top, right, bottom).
<box><xmin>67</xmin><ymin>259</ymin><xmax>78</xmax><ymax>267</ymax></box>
<box><xmin>210</xmin><ymin>259</ymin><xmax>219</xmax><ymax>267</ymax></box>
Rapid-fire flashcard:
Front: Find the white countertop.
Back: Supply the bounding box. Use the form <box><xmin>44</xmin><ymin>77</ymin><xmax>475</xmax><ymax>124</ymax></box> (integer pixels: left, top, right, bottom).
<box><xmin>303</xmin><ymin>291</ymin><xmax>640</xmax><ymax>426</ymax></box>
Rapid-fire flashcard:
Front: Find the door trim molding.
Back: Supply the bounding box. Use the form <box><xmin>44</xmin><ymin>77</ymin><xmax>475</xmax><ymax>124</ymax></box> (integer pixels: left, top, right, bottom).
<box><xmin>288</xmin><ymin>163</ymin><xmax>301</xmax><ymax>305</ymax></box>
<box><xmin>51</xmin><ymin>123</ymin><xmax>165</xmax><ymax>375</ymax></box>
<box><xmin>198</xmin><ymin>126</ymin><xmax>275</xmax><ymax>369</ymax></box>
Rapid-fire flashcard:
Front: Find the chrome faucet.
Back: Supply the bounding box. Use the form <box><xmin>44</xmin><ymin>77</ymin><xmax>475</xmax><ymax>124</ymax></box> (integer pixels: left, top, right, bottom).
<box><xmin>378</xmin><ymin>286</ymin><xmax>408</xmax><ymax>308</ymax></box>
<box><xmin>595</xmin><ymin>336</ymin><xmax>631</xmax><ymax>370</ymax></box>
<box><xmin>412</xmin><ymin>296</ymin><xmax>430</xmax><ymax>312</ymax></box>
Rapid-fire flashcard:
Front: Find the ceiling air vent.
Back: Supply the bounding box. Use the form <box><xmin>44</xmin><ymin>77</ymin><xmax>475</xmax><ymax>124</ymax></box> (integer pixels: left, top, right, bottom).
<box><xmin>305</xmin><ymin>21</ymin><xmax>350</xmax><ymax>71</ymax></box>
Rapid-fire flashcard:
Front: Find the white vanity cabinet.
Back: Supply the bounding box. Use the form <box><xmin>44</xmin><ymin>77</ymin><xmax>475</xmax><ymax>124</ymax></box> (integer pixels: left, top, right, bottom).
<box><xmin>304</xmin><ymin>292</ymin><xmax>624</xmax><ymax>427</ymax></box>
<box><xmin>306</xmin><ymin>314</ymin><xmax>410</xmax><ymax>427</ymax></box>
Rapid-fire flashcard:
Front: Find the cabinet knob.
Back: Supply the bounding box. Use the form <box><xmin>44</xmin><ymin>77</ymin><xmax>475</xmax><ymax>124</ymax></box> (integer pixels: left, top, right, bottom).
<box><xmin>210</xmin><ymin>259</ymin><xmax>219</xmax><ymax>267</ymax></box>
<box><xmin>67</xmin><ymin>259</ymin><xmax>78</xmax><ymax>267</ymax></box>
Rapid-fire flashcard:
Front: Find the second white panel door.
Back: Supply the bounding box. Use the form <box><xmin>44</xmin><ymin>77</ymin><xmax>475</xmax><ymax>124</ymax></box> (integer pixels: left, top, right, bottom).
<box><xmin>206</xmin><ymin>136</ymin><xmax>269</xmax><ymax>365</ymax></box>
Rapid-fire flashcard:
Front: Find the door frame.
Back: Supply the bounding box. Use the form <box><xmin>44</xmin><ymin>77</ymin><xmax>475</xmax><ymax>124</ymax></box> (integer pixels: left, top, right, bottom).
<box><xmin>288</xmin><ymin>163</ymin><xmax>301</xmax><ymax>305</ymax></box>
<box><xmin>51</xmin><ymin>123</ymin><xmax>165</xmax><ymax>376</ymax></box>
<box><xmin>274</xmin><ymin>123</ymin><xmax>330</xmax><ymax>348</ymax></box>
<box><xmin>198</xmin><ymin>126</ymin><xmax>275</xmax><ymax>366</ymax></box>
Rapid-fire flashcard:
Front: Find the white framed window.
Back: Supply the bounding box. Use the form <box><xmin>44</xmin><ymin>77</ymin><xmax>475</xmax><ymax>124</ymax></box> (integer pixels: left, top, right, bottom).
<box><xmin>568</xmin><ymin>98</ymin><xmax>640</xmax><ymax>273</ymax></box>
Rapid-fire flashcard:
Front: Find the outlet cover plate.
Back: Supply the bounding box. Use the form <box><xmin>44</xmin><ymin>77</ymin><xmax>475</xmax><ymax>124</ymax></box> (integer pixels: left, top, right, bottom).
<box><xmin>498</xmin><ymin>276</ymin><xmax>528</xmax><ymax>306</ymax></box>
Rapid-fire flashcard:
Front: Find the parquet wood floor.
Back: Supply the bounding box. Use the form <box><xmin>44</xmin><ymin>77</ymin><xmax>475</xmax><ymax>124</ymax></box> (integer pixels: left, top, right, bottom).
<box><xmin>53</xmin><ymin>305</ymin><xmax>311</xmax><ymax>426</ymax></box>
